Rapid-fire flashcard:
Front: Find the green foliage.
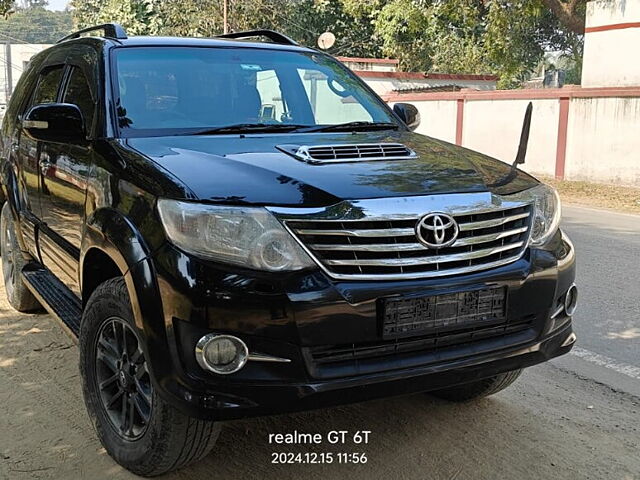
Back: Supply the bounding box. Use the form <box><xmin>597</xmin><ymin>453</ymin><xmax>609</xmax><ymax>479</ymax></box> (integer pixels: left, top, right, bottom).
<box><xmin>70</xmin><ymin>0</ymin><xmax>584</xmax><ymax>89</ymax></box>
<box><xmin>296</xmin><ymin>0</ymin><xmax>382</xmax><ymax>58</ymax></box>
<box><xmin>483</xmin><ymin>1</ymin><xmax>550</xmax><ymax>88</ymax></box>
<box><xmin>70</xmin><ymin>0</ymin><xmax>151</xmax><ymax>34</ymax></box>
<box><xmin>368</xmin><ymin>0</ymin><xmax>583</xmax><ymax>88</ymax></box>
<box><xmin>0</xmin><ymin>0</ymin><xmax>13</xmax><ymax>18</ymax></box>
<box><xmin>0</xmin><ymin>4</ymin><xmax>72</xmax><ymax>43</ymax></box>
<box><xmin>373</xmin><ymin>0</ymin><xmax>431</xmax><ymax>71</ymax></box>
<box><xmin>19</xmin><ymin>0</ymin><xmax>48</xmax><ymax>7</ymax></box>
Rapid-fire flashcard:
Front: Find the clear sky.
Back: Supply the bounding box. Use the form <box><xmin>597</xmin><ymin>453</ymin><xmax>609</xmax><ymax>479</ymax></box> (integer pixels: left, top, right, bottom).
<box><xmin>45</xmin><ymin>0</ymin><xmax>69</xmax><ymax>11</ymax></box>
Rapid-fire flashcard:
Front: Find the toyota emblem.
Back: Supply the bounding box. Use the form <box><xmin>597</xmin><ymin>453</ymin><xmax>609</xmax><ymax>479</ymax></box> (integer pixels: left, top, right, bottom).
<box><xmin>416</xmin><ymin>213</ymin><xmax>459</xmax><ymax>249</ymax></box>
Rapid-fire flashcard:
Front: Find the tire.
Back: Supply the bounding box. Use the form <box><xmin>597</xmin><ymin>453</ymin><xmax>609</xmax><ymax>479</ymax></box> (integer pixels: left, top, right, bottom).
<box><xmin>430</xmin><ymin>369</ymin><xmax>523</xmax><ymax>402</ymax></box>
<box><xmin>80</xmin><ymin>277</ymin><xmax>221</xmax><ymax>477</ymax></box>
<box><xmin>0</xmin><ymin>203</ymin><xmax>41</xmax><ymax>312</ymax></box>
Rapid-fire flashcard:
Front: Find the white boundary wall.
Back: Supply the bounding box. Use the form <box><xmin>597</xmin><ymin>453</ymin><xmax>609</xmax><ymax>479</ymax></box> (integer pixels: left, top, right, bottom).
<box><xmin>378</xmin><ymin>0</ymin><xmax>640</xmax><ymax>186</ymax></box>
<box><xmin>383</xmin><ymin>89</ymin><xmax>640</xmax><ymax>186</ymax></box>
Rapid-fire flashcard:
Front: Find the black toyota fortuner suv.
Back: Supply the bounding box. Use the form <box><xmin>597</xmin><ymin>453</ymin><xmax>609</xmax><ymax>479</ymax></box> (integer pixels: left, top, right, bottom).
<box><xmin>0</xmin><ymin>24</ymin><xmax>577</xmax><ymax>476</ymax></box>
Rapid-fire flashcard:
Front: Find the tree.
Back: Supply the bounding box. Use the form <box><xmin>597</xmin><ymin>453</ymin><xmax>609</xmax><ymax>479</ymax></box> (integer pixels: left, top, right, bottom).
<box><xmin>0</xmin><ymin>0</ymin><xmax>13</xmax><ymax>18</ymax></box>
<box><xmin>70</xmin><ymin>0</ymin><xmax>152</xmax><ymax>35</ymax></box>
<box><xmin>0</xmin><ymin>3</ymin><xmax>72</xmax><ymax>43</ymax></box>
<box><xmin>70</xmin><ymin>0</ymin><xmax>585</xmax><ymax>88</ymax></box>
<box><xmin>541</xmin><ymin>0</ymin><xmax>586</xmax><ymax>33</ymax></box>
<box><xmin>18</xmin><ymin>0</ymin><xmax>48</xmax><ymax>8</ymax></box>
<box><xmin>70</xmin><ymin>0</ymin><xmax>381</xmax><ymax>57</ymax></box>
<box><xmin>350</xmin><ymin>0</ymin><xmax>583</xmax><ymax>88</ymax></box>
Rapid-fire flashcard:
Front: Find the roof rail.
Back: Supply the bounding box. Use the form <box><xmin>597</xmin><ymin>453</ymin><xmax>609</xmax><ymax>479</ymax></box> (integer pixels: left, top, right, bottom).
<box><xmin>215</xmin><ymin>29</ymin><xmax>298</xmax><ymax>46</ymax></box>
<box><xmin>57</xmin><ymin>23</ymin><xmax>128</xmax><ymax>43</ymax></box>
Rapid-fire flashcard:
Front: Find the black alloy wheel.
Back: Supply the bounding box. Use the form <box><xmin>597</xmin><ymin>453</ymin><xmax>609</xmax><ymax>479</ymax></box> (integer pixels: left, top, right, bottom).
<box><xmin>81</xmin><ymin>277</ymin><xmax>221</xmax><ymax>476</ymax></box>
<box><xmin>94</xmin><ymin>316</ymin><xmax>152</xmax><ymax>440</ymax></box>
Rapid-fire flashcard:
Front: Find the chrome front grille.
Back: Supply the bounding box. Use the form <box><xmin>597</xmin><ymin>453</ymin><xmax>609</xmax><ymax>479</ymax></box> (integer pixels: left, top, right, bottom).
<box><xmin>271</xmin><ymin>194</ymin><xmax>533</xmax><ymax>281</ymax></box>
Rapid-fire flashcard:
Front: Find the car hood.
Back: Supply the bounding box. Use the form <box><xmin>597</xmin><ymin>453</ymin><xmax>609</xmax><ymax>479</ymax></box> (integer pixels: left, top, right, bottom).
<box><xmin>124</xmin><ymin>130</ymin><xmax>538</xmax><ymax>206</ymax></box>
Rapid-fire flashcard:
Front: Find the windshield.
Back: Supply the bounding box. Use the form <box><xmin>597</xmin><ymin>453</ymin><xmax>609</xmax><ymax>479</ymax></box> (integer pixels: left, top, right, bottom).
<box><xmin>112</xmin><ymin>46</ymin><xmax>398</xmax><ymax>136</ymax></box>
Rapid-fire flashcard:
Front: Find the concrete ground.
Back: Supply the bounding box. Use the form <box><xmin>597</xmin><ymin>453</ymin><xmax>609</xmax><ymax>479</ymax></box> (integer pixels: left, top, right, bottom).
<box><xmin>552</xmin><ymin>206</ymin><xmax>640</xmax><ymax>397</ymax></box>
<box><xmin>0</xmin><ymin>205</ymin><xmax>639</xmax><ymax>480</ymax></box>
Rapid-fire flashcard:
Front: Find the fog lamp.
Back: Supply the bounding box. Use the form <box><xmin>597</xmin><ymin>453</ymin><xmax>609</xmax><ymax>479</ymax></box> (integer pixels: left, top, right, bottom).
<box><xmin>195</xmin><ymin>334</ymin><xmax>248</xmax><ymax>374</ymax></box>
<box><xmin>564</xmin><ymin>284</ymin><xmax>578</xmax><ymax>316</ymax></box>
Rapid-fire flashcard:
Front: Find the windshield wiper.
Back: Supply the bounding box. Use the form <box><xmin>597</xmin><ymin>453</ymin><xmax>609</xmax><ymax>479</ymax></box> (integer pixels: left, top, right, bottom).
<box><xmin>183</xmin><ymin>123</ymin><xmax>313</xmax><ymax>135</ymax></box>
<box><xmin>299</xmin><ymin>121</ymin><xmax>400</xmax><ymax>133</ymax></box>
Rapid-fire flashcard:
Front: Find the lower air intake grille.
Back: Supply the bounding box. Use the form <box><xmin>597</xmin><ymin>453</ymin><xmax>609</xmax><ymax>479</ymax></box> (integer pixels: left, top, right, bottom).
<box><xmin>305</xmin><ymin>316</ymin><xmax>536</xmax><ymax>379</ymax></box>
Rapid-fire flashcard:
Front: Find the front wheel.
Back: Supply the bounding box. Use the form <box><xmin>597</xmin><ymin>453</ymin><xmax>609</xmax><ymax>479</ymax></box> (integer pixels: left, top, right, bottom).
<box><xmin>429</xmin><ymin>369</ymin><xmax>523</xmax><ymax>402</ymax></box>
<box><xmin>80</xmin><ymin>277</ymin><xmax>221</xmax><ymax>476</ymax></box>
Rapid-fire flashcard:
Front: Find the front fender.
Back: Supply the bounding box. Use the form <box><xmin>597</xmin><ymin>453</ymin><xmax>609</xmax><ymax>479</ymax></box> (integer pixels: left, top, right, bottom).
<box><xmin>81</xmin><ymin>206</ymin><xmax>164</xmax><ymax>325</ymax></box>
<box><xmin>81</xmin><ymin>208</ymin><xmax>172</xmax><ymax>389</ymax></box>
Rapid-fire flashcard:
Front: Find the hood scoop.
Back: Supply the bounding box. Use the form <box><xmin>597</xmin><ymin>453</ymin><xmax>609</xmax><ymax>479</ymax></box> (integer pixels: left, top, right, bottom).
<box><xmin>277</xmin><ymin>143</ymin><xmax>418</xmax><ymax>164</ymax></box>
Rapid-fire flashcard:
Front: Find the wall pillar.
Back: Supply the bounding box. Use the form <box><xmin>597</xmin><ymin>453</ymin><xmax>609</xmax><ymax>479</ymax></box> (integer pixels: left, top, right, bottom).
<box><xmin>455</xmin><ymin>99</ymin><xmax>464</xmax><ymax>146</ymax></box>
<box><xmin>554</xmin><ymin>97</ymin><xmax>570</xmax><ymax>179</ymax></box>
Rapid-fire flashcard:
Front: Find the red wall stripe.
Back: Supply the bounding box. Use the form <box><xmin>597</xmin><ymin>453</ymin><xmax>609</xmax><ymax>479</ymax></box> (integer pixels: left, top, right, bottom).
<box><xmin>585</xmin><ymin>21</ymin><xmax>640</xmax><ymax>33</ymax></box>
<box><xmin>354</xmin><ymin>70</ymin><xmax>498</xmax><ymax>81</ymax></box>
<box><xmin>381</xmin><ymin>86</ymin><xmax>640</xmax><ymax>103</ymax></box>
<box><xmin>555</xmin><ymin>97</ymin><xmax>570</xmax><ymax>180</ymax></box>
<box><xmin>337</xmin><ymin>56</ymin><xmax>399</xmax><ymax>65</ymax></box>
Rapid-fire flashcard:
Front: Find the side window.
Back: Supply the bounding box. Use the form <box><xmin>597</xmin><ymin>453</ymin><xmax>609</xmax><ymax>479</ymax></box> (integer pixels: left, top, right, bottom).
<box><xmin>31</xmin><ymin>66</ymin><xmax>65</xmax><ymax>106</ymax></box>
<box><xmin>255</xmin><ymin>70</ymin><xmax>287</xmax><ymax>122</ymax></box>
<box><xmin>63</xmin><ymin>67</ymin><xmax>95</xmax><ymax>132</ymax></box>
<box><xmin>297</xmin><ymin>68</ymin><xmax>372</xmax><ymax>124</ymax></box>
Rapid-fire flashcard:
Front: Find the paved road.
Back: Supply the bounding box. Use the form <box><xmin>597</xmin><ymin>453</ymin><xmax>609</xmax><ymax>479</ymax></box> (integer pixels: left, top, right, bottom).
<box><xmin>553</xmin><ymin>206</ymin><xmax>640</xmax><ymax>396</ymax></box>
<box><xmin>0</xmin><ymin>204</ymin><xmax>638</xmax><ymax>479</ymax></box>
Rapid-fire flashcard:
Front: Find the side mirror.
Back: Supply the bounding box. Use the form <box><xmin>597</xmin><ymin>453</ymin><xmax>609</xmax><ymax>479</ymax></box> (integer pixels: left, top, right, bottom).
<box><xmin>393</xmin><ymin>103</ymin><xmax>420</xmax><ymax>131</ymax></box>
<box><xmin>22</xmin><ymin>103</ymin><xmax>85</xmax><ymax>144</ymax></box>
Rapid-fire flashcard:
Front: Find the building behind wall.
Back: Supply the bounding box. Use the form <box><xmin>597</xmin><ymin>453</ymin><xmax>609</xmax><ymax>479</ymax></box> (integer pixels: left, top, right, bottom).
<box><xmin>582</xmin><ymin>0</ymin><xmax>640</xmax><ymax>87</ymax></box>
<box><xmin>336</xmin><ymin>56</ymin><xmax>399</xmax><ymax>73</ymax></box>
<box><xmin>336</xmin><ymin>56</ymin><xmax>498</xmax><ymax>94</ymax></box>
<box><xmin>0</xmin><ymin>43</ymin><xmax>52</xmax><ymax>112</ymax></box>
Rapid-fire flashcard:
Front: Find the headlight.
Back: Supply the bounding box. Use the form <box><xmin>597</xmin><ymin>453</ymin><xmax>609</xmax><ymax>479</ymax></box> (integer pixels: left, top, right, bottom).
<box><xmin>157</xmin><ymin>199</ymin><xmax>315</xmax><ymax>272</ymax></box>
<box><xmin>507</xmin><ymin>183</ymin><xmax>561</xmax><ymax>247</ymax></box>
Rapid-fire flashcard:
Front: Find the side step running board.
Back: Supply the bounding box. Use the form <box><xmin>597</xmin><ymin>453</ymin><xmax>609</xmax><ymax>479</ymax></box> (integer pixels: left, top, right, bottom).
<box><xmin>22</xmin><ymin>266</ymin><xmax>81</xmax><ymax>340</ymax></box>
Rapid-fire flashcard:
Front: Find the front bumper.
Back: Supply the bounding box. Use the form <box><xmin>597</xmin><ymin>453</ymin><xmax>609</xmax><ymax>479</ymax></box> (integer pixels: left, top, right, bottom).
<box><xmin>165</xmin><ymin>322</ymin><xmax>575</xmax><ymax>420</ymax></box>
<box><xmin>138</xmin><ymin>229</ymin><xmax>576</xmax><ymax>420</ymax></box>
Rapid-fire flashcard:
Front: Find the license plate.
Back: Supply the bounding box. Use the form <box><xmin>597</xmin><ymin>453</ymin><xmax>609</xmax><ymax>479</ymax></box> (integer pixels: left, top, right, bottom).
<box><xmin>380</xmin><ymin>287</ymin><xmax>507</xmax><ymax>338</ymax></box>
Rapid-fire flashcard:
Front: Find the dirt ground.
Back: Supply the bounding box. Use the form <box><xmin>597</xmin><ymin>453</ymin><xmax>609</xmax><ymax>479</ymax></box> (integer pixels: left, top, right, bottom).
<box><xmin>0</xmin><ymin>279</ymin><xmax>639</xmax><ymax>480</ymax></box>
<box><xmin>540</xmin><ymin>176</ymin><xmax>640</xmax><ymax>214</ymax></box>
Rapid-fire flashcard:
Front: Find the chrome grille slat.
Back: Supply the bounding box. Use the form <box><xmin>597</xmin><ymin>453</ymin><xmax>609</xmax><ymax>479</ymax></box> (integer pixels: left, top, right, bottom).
<box><xmin>297</xmin><ymin>227</ymin><xmax>415</xmax><ymax>237</ymax></box>
<box><xmin>455</xmin><ymin>226</ymin><xmax>528</xmax><ymax>246</ymax></box>
<box><xmin>311</xmin><ymin>242</ymin><xmax>427</xmax><ymax>252</ymax></box>
<box><xmin>320</xmin><ymin>254</ymin><xmax>525</xmax><ymax>281</ymax></box>
<box><xmin>309</xmin><ymin>226</ymin><xmax>529</xmax><ymax>251</ymax></box>
<box><xmin>324</xmin><ymin>242</ymin><xmax>524</xmax><ymax>267</ymax></box>
<box><xmin>458</xmin><ymin>212</ymin><xmax>530</xmax><ymax>231</ymax></box>
<box><xmin>273</xmin><ymin>194</ymin><xmax>533</xmax><ymax>281</ymax></box>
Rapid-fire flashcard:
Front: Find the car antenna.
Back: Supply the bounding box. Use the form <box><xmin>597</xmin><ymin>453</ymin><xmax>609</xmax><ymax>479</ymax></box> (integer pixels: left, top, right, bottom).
<box><xmin>488</xmin><ymin>102</ymin><xmax>533</xmax><ymax>188</ymax></box>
